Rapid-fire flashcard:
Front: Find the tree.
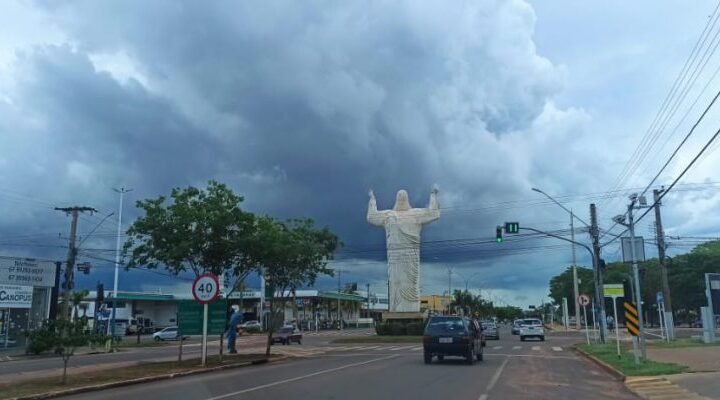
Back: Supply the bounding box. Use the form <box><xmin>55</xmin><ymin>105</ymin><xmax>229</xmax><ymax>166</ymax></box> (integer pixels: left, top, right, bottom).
<box><xmin>495</xmin><ymin>306</ymin><xmax>524</xmax><ymax>322</ymax></box>
<box><xmin>449</xmin><ymin>290</ymin><xmax>494</xmax><ymax>317</ymax></box>
<box><xmin>547</xmin><ymin>240</ymin><xmax>720</xmax><ymax>327</ymax></box>
<box><xmin>123</xmin><ymin>181</ymin><xmax>258</xmax><ymax>359</ymax></box>
<box><xmin>548</xmin><ymin>266</ymin><xmax>596</xmax><ymax>316</ymax></box>
<box><xmin>252</xmin><ymin>217</ymin><xmax>339</xmax><ymax>357</ymax></box>
<box><xmin>26</xmin><ymin>291</ymin><xmax>107</xmax><ymax>384</ymax></box>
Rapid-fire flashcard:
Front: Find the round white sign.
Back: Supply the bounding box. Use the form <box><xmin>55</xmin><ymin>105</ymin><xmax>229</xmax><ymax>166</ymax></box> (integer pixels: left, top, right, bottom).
<box><xmin>577</xmin><ymin>294</ymin><xmax>590</xmax><ymax>307</ymax></box>
<box><xmin>192</xmin><ymin>274</ymin><xmax>220</xmax><ymax>304</ymax></box>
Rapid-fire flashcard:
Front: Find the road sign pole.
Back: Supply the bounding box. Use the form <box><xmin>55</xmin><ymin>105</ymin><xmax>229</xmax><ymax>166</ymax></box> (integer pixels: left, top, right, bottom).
<box><xmin>658</xmin><ymin>305</ymin><xmax>664</xmax><ymax>341</ymax></box>
<box><xmin>201</xmin><ymin>302</ymin><xmax>208</xmax><ymax>367</ymax></box>
<box><xmin>613</xmin><ymin>297</ymin><xmax>620</xmax><ymax>358</ymax></box>
<box><xmin>583</xmin><ymin>305</ymin><xmax>590</xmax><ymax>345</ymax></box>
<box><xmin>632</xmin><ymin>336</ymin><xmax>640</xmax><ymax>365</ymax></box>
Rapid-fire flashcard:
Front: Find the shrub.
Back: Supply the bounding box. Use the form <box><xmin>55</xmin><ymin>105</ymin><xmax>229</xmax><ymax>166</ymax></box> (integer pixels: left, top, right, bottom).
<box><xmin>375</xmin><ymin>322</ymin><xmax>391</xmax><ymax>335</ymax></box>
<box><xmin>405</xmin><ymin>322</ymin><xmax>424</xmax><ymax>336</ymax></box>
<box><xmin>390</xmin><ymin>323</ymin><xmax>406</xmax><ymax>336</ymax></box>
<box><xmin>244</xmin><ymin>325</ymin><xmax>262</xmax><ymax>333</ymax></box>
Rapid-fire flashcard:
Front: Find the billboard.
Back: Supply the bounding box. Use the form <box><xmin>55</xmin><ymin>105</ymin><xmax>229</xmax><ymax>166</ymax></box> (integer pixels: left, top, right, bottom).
<box><xmin>0</xmin><ymin>258</ymin><xmax>56</xmax><ymax>287</ymax></box>
<box><xmin>0</xmin><ymin>285</ymin><xmax>33</xmax><ymax>308</ymax></box>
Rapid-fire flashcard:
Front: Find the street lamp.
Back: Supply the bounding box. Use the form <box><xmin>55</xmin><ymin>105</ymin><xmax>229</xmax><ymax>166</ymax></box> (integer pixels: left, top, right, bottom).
<box><xmin>531</xmin><ymin>187</ymin><xmax>584</xmax><ymax>330</ymax></box>
<box><xmin>453</xmin><ymin>270</ymin><xmax>483</xmax><ymax>293</ymax></box>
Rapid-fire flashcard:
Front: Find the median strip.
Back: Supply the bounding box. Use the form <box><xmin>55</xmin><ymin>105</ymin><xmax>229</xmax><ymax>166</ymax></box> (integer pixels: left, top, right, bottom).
<box><xmin>1</xmin><ymin>354</ymin><xmax>285</xmax><ymax>400</ymax></box>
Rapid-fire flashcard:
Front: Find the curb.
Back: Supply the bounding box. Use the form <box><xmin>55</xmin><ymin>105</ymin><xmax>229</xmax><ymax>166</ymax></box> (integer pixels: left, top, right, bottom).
<box><xmin>8</xmin><ymin>356</ymin><xmax>287</xmax><ymax>400</ymax></box>
<box><xmin>573</xmin><ymin>345</ymin><xmax>626</xmax><ymax>381</ymax></box>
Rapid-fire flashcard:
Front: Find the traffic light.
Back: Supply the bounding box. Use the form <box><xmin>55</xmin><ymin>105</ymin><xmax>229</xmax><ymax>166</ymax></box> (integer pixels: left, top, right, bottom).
<box><xmin>496</xmin><ymin>226</ymin><xmax>503</xmax><ymax>243</ymax></box>
<box><xmin>97</xmin><ymin>283</ymin><xmax>105</xmax><ymax>302</ymax></box>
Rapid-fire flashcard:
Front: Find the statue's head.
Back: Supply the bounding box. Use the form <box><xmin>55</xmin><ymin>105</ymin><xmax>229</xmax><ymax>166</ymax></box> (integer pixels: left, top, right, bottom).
<box><xmin>393</xmin><ymin>190</ymin><xmax>411</xmax><ymax>211</ymax></box>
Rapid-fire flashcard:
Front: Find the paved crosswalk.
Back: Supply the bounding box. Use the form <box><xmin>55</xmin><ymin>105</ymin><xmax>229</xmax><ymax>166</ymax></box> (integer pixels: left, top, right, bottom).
<box><xmin>237</xmin><ymin>344</ymin><xmax>569</xmax><ymax>358</ymax></box>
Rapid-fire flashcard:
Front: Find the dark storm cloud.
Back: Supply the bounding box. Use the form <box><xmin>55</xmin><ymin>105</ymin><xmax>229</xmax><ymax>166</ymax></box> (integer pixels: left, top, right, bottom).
<box><xmin>0</xmin><ymin>0</ymin><xmax>596</xmax><ymax>300</ymax></box>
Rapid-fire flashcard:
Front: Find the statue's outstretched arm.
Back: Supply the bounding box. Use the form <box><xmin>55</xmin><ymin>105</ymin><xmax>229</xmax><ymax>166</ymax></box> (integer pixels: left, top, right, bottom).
<box><xmin>418</xmin><ymin>185</ymin><xmax>440</xmax><ymax>225</ymax></box>
<box><xmin>367</xmin><ymin>189</ymin><xmax>389</xmax><ymax>227</ymax></box>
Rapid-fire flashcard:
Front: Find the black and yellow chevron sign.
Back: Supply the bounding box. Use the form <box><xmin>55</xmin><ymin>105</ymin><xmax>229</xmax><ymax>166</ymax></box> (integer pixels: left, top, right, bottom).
<box><xmin>624</xmin><ymin>301</ymin><xmax>640</xmax><ymax>337</ymax></box>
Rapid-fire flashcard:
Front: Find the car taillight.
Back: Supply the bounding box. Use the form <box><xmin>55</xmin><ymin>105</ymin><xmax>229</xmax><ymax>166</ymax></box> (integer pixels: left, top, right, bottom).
<box><xmin>422</xmin><ymin>335</ymin><xmax>431</xmax><ymax>344</ymax></box>
<box><xmin>460</xmin><ymin>336</ymin><xmax>470</xmax><ymax>343</ymax></box>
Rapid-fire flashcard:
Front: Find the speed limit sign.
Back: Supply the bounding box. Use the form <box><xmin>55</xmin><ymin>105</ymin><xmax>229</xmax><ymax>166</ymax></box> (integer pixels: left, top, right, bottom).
<box><xmin>577</xmin><ymin>294</ymin><xmax>591</xmax><ymax>307</ymax></box>
<box><xmin>192</xmin><ymin>274</ymin><xmax>220</xmax><ymax>304</ymax></box>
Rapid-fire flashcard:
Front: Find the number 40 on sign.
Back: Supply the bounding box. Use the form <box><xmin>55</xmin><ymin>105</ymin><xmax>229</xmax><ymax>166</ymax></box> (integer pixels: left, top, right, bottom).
<box><xmin>192</xmin><ymin>274</ymin><xmax>220</xmax><ymax>304</ymax></box>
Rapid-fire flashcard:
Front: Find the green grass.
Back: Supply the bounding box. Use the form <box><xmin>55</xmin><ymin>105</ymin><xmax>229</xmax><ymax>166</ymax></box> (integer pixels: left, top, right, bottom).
<box><xmin>578</xmin><ymin>343</ymin><xmax>688</xmax><ymax>376</ymax></box>
<box><xmin>645</xmin><ymin>338</ymin><xmax>720</xmax><ymax>349</ymax></box>
<box><xmin>331</xmin><ymin>335</ymin><xmax>421</xmax><ymax>344</ymax></box>
<box><xmin>0</xmin><ymin>353</ymin><xmax>277</xmax><ymax>400</ymax></box>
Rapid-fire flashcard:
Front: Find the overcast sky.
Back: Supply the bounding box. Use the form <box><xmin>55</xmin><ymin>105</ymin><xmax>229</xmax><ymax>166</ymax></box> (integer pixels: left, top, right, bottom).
<box><xmin>2</xmin><ymin>0</ymin><xmax>720</xmax><ymax>307</ymax></box>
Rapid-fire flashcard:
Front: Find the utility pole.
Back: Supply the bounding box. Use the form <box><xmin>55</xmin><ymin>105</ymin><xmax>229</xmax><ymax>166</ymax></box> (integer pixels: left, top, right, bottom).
<box><xmin>337</xmin><ymin>270</ymin><xmax>342</xmax><ymax>330</ymax></box>
<box><xmin>366</xmin><ymin>283</ymin><xmax>370</xmax><ymax>318</ymax></box>
<box><xmin>627</xmin><ymin>200</ymin><xmax>647</xmax><ymax>359</ymax></box>
<box><xmin>590</xmin><ymin>204</ymin><xmax>607</xmax><ymax>343</ymax></box>
<box><xmin>110</xmin><ymin>188</ymin><xmax>132</xmax><ymax>339</ymax></box>
<box><xmin>570</xmin><ymin>210</ymin><xmax>581</xmax><ymax>330</ymax></box>
<box><xmin>55</xmin><ymin>206</ymin><xmax>97</xmax><ymax>320</ymax></box>
<box><xmin>654</xmin><ymin>188</ymin><xmax>673</xmax><ymax>338</ymax></box>
<box><xmin>448</xmin><ymin>267</ymin><xmax>453</xmax><ymax>296</ymax></box>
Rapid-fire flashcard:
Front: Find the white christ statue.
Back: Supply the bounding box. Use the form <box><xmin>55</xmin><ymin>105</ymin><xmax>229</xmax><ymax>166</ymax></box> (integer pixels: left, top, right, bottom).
<box><xmin>367</xmin><ymin>186</ymin><xmax>440</xmax><ymax>312</ymax></box>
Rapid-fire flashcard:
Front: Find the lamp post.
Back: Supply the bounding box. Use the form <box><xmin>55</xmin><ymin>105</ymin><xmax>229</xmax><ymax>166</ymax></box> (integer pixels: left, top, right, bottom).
<box><xmin>110</xmin><ymin>187</ymin><xmax>132</xmax><ymax>342</ymax></box>
<box><xmin>531</xmin><ymin>187</ymin><xmax>586</xmax><ymax>330</ymax></box>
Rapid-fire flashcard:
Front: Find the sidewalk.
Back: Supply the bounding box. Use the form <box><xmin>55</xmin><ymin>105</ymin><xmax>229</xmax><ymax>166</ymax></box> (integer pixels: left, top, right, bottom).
<box><xmin>648</xmin><ymin>346</ymin><xmax>720</xmax><ymax>399</ymax></box>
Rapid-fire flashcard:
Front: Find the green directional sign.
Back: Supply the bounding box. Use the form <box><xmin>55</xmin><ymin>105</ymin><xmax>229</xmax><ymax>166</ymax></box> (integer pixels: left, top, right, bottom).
<box><xmin>505</xmin><ymin>222</ymin><xmax>520</xmax><ymax>234</ymax></box>
<box><xmin>177</xmin><ymin>299</ymin><xmax>228</xmax><ymax>335</ymax></box>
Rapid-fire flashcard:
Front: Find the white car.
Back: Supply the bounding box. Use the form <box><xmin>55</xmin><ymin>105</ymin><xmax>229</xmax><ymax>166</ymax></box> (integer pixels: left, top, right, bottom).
<box><xmin>240</xmin><ymin>320</ymin><xmax>261</xmax><ymax>329</ymax></box>
<box><xmin>519</xmin><ymin>318</ymin><xmax>545</xmax><ymax>341</ymax></box>
<box><xmin>152</xmin><ymin>326</ymin><xmax>188</xmax><ymax>341</ymax></box>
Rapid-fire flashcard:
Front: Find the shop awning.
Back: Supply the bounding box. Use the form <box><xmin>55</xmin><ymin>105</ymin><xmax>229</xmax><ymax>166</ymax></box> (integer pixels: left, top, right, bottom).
<box><xmin>318</xmin><ymin>292</ymin><xmax>366</xmax><ymax>302</ymax></box>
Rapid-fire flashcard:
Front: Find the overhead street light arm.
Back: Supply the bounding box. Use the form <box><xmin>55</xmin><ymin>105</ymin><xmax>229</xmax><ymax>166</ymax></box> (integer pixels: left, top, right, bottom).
<box><xmin>519</xmin><ymin>226</ymin><xmax>595</xmax><ymax>262</ymax></box>
<box><xmin>531</xmin><ymin>187</ymin><xmax>590</xmax><ymax>228</ymax></box>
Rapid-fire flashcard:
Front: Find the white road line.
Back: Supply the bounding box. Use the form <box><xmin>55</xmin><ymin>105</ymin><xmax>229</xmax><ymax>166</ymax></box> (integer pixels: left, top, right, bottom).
<box><xmin>395</xmin><ymin>345</ymin><xmax>416</xmax><ymax>350</ymax></box>
<box><xmin>492</xmin><ymin>346</ymin><xmax>502</xmax><ymax>350</ymax></box>
<box><xmin>385</xmin><ymin>346</ymin><xmax>404</xmax><ymax>350</ymax></box>
<box><xmin>531</xmin><ymin>346</ymin><xmax>540</xmax><ymax>351</ymax></box>
<box><xmin>205</xmin><ymin>355</ymin><xmax>399</xmax><ymax>400</ymax></box>
<box><xmin>552</xmin><ymin>346</ymin><xmax>562</xmax><ymax>352</ymax></box>
<box><xmin>512</xmin><ymin>346</ymin><xmax>521</xmax><ymax>350</ymax></box>
<box><xmin>478</xmin><ymin>357</ymin><xmax>509</xmax><ymax>400</ymax></box>
<box><xmin>373</xmin><ymin>346</ymin><xmax>390</xmax><ymax>351</ymax></box>
<box><xmin>410</xmin><ymin>346</ymin><xmax>423</xmax><ymax>351</ymax></box>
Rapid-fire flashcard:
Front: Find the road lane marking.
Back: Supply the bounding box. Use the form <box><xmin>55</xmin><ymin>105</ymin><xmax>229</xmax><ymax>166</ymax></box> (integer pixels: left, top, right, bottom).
<box><xmin>410</xmin><ymin>346</ymin><xmax>422</xmax><ymax>351</ymax></box>
<box><xmin>362</xmin><ymin>346</ymin><xmax>381</xmax><ymax>350</ymax></box>
<box><xmin>205</xmin><ymin>354</ymin><xmax>399</xmax><ymax>400</ymax></box>
<box><xmin>395</xmin><ymin>346</ymin><xmax>416</xmax><ymax>350</ymax></box>
<box><xmin>552</xmin><ymin>346</ymin><xmax>562</xmax><ymax>352</ymax></box>
<box><xmin>531</xmin><ymin>346</ymin><xmax>540</xmax><ymax>351</ymax></box>
<box><xmin>484</xmin><ymin>353</ymin><xmax>576</xmax><ymax>359</ymax></box>
<box><xmin>512</xmin><ymin>346</ymin><xmax>521</xmax><ymax>350</ymax></box>
<box><xmin>492</xmin><ymin>346</ymin><xmax>502</xmax><ymax>350</ymax></box>
<box><xmin>478</xmin><ymin>357</ymin><xmax>509</xmax><ymax>400</ymax></box>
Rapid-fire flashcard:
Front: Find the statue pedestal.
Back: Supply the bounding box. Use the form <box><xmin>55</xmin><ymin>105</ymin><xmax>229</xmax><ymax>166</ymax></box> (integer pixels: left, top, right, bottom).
<box><xmin>382</xmin><ymin>311</ymin><xmax>425</xmax><ymax>321</ymax></box>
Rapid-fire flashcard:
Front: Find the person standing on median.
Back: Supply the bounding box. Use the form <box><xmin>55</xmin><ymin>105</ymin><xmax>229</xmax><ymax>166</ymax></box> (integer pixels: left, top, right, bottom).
<box><xmin>226</xmin><ymin>305</ymin><xmax>244</xmax><ymax>354</ymax></box>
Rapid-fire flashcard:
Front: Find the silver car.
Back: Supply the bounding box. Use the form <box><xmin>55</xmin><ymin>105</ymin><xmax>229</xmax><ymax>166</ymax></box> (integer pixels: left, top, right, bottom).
<box><xmin>152</xmin><ymin>326</ymin><xmax>188</xmax><ymax>341</ymax></box>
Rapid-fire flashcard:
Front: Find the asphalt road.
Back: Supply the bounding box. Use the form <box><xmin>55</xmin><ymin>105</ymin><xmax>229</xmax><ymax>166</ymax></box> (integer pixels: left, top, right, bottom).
<box><xmin>0</xmin><ymin>330</ymin><xmax>359</xmax><ymax>377</ymax></box>
<box><xmin>56</xmin><ymin>327</ymin><xmax>638</xmax><ymax>400</ymax></box>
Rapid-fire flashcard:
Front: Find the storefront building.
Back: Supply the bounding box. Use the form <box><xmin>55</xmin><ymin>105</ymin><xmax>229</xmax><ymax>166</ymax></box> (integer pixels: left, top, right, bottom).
<box><xmin>0</xmin><ymin>257</ymin><xmax>58</xmax><ymax>348</ymax></box>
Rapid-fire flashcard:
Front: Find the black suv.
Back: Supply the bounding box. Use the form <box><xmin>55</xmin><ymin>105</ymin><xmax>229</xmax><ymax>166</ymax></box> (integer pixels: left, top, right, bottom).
<box><xmin>422</xmin><ymin>316</ymin><xmax>483</xmax><ymax>365</ymax></box>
